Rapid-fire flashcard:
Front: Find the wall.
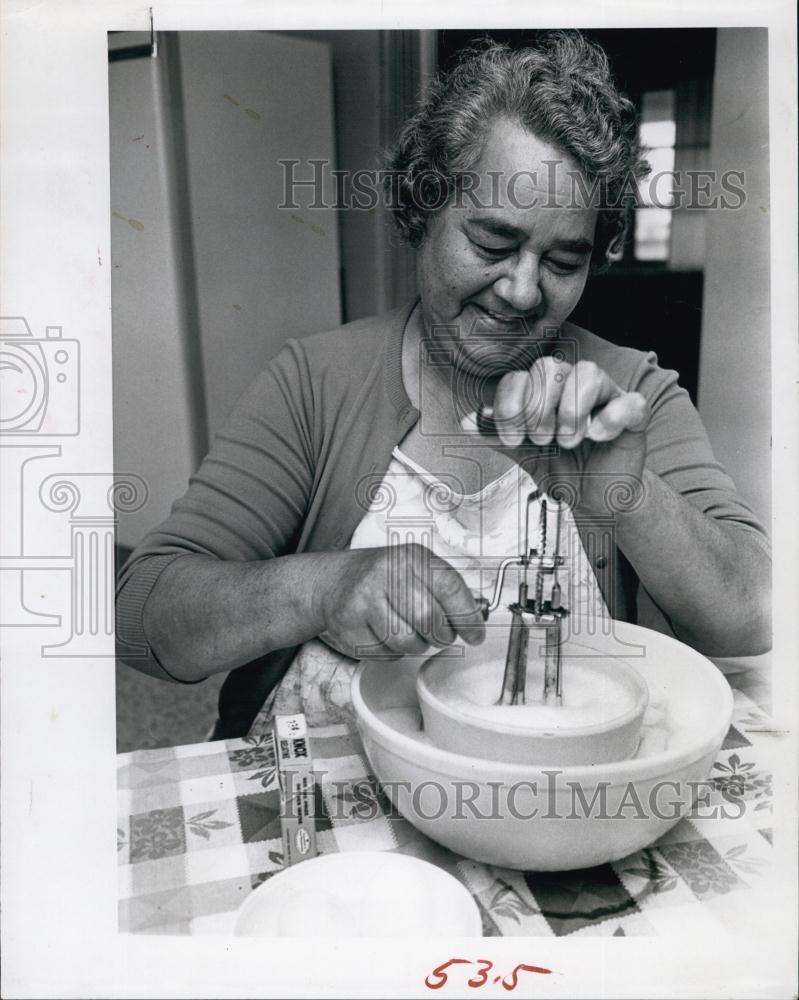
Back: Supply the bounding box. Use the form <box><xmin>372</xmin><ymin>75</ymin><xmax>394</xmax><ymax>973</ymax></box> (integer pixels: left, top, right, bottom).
<box><xmin>110</xmin><ymin>47</ymin><xmax>205</xmax><ymax>549</ymax></box>
<box><xmin>110</xmin><ymin>32</ymin><xmax>341</xmax><ymax>547</ymax></box>
<box><xmin>698</xmin><ymin>28</ymin><xmax>771</xmax><ymax>528</ymax></box>
<box><xmin>276</xmin><ymin>29</ymin><xmax>435</xmax><ymax>320</ymax></box>
<box><xmin>275</xmin><ymin>30</ymin><xmax>387</xmax><ymax>321</ymax></box>
<box><xmin>175</xmin><ymin>32</ymin><xmax>341</xmax><ymax>437</ymax></box>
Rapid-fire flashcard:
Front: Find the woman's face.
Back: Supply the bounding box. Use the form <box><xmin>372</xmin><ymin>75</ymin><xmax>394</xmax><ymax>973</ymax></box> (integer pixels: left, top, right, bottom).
<box><xmin>416</xmin><ymin>117</ymin><xmax>598</xmax><ymax>377</ymax></box>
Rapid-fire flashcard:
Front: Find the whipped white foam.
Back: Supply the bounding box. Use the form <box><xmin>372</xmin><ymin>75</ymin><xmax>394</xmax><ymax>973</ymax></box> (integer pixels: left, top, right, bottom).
<box><xmin>428</xmin><ymin>659</ymin><xmax>636</xmax><ymax>731</ymax></box>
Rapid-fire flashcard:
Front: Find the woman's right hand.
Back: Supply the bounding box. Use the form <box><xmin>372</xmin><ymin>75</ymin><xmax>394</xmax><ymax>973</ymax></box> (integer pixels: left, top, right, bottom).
<box><xmin>311</xmin><ymin>544</ymin><xmax>486</xmax><ymax>660</ymax></box>
<box><xmin>139</xmin><ymin>546</ymin><xmax>485</xmax><ymax>683</ymax></box>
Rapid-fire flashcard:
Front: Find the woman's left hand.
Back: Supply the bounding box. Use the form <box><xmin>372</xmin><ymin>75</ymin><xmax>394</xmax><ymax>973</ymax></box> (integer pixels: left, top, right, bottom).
<box><xmin>463</xmin><ymin>355</ymin><xmax>770</xmax><ymax>657</ymax></box>
<box><xmin>467</xmin><ymin>357</ymin><xmax>651</xmax><ymax>515</ymax></box>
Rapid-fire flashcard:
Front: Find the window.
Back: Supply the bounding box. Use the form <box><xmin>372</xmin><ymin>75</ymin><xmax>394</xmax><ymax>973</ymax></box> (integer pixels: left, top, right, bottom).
<box><xmin>634</xmin><ymin>89</ymin><xmax>676</xmax><ymax>262</ymax></box>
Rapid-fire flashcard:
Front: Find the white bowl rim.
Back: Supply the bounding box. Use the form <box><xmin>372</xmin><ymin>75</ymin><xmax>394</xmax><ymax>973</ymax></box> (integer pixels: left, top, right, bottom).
<box><xmin>351</xmin><ymin>621</ymin><xmax>733</xmax><ymax>786</ymax></box>
<box><xmin>233</xmin><ymin>850</ymin><xmax>483</xmax><ymax>935</ymax></box>
<box><xmin>417</xmin><ymin>649</ymin><xmax>649</xmax><ymax>739</ymax></box>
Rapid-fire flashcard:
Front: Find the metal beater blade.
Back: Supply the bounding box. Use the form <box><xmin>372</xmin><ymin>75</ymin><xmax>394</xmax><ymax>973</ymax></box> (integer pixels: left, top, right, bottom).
<box><xmin>495</xmin><ymin>494</ymin><xmax>566</xmax><ymax>706</ymax></box>
<box><xmin>497</xmin><ymin>608</ymin><xmax>529</xmax><ymax>705</ymax></box>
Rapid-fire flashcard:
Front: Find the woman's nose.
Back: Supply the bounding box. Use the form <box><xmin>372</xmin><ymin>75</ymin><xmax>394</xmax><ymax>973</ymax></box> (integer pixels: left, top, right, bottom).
<box><xmin>493</xmin><ymin>253</ymin><xmax>543</xmax><ymax>313</ymax></box>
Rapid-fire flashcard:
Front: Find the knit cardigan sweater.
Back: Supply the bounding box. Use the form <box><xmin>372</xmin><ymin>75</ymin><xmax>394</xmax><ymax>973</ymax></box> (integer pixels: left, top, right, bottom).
<box><xmin>116</xmin><ymin>298</ymin><xmax>767</xmax><ymax>737</ymax></box>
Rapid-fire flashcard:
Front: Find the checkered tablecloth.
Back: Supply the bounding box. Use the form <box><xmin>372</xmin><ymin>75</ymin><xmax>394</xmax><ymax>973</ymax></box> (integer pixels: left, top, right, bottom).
<box><xmin>118</xmin><ymin>663</ymin><xmax>775</xmax><ymax>936</ymax></box>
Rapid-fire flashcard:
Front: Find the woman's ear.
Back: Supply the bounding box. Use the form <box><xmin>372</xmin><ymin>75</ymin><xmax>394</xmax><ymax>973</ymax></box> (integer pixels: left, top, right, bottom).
<box><xmin>600</xmin><ymin>213</ymin><xmax>628</xmax><ymax>268</ymax></box>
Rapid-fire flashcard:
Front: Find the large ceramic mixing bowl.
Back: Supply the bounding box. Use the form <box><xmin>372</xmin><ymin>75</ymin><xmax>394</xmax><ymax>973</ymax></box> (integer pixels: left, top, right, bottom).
<box><xmin>351</xmin><ymin>621</ymin><xmax>733</xmax><ymax>871</ymax></box>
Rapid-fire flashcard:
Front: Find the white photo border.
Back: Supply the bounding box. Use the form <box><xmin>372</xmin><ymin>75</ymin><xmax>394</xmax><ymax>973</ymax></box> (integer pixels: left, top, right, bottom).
<box><xmin>1</xmin><ymin>1</ymin><xmax>796</xmax><ymax>997</ymax></box>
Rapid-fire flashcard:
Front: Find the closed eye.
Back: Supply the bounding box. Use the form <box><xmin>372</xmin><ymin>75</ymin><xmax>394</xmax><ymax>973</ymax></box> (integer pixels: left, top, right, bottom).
<box><xmin>544</xmin><ymin>257</ymin><xmax>586</xmax><ymax>275</ymax></box>
<box><xmin>471</xmin><ymin>240</ymin><xmax>514</xmax><ymax>261</ymax></box>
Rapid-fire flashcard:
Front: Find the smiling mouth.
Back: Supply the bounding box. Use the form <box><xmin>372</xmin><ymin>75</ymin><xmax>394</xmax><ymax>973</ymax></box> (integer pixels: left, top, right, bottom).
<box><xmin>471</xmin><ymin>304</ymin><xmax>535</xmax><ymax>328</ymax></box>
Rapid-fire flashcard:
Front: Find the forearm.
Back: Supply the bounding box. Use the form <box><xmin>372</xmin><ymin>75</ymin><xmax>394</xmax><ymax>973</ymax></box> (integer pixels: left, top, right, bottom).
<box><xmin>142</xmin><ymin>552</ymin><xmax>332</xmax><ymax>682</ymax></box>
<box><xmin>608</xmin><ymin>469</ymin><xmax>771</xmax><ymax>656</ymax></box>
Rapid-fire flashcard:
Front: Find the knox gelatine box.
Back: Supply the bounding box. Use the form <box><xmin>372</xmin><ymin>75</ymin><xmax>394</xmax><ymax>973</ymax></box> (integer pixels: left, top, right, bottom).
<box><xmin>272</xmin><ymin>713</ymin><xmax>318</xmax><ymax>866</ymax></box>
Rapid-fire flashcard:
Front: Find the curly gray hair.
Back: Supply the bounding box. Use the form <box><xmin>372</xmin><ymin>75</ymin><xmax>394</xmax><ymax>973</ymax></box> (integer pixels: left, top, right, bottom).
<box><xmin>385</xmin><ymin>31</ymin><xmax>650</xmax><ymax>269</ymax></box>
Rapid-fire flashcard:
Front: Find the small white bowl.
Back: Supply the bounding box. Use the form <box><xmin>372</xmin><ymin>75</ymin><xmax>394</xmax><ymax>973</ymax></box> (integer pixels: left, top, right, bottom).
<box><xmin>417</xmin><ymin>625</ymin><xmax>649</xmax><ymax>766</ymax></box>
<box><xmin>234</xmin><ymin>851</ymin><xmax>482</xmax><ymax>936</ymax></box>
<box><xmin>351</xmin><ymin>621</ymin><xmax>733</xmax><ymax>871</ymax></box>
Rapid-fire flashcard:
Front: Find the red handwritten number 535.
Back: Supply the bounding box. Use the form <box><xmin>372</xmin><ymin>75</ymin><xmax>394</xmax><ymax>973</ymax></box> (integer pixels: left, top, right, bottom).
<box><xmin>425</xmin><ymin>958</ymin><xmax>552</xmax><ymax>991</ymax></box>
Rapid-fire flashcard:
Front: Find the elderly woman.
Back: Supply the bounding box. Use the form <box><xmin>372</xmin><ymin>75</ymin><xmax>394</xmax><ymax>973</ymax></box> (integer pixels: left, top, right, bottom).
<box><xmin>117</xmin><ymin>32</ymin><xmax>770</xmax><ymax>739</ymax></box>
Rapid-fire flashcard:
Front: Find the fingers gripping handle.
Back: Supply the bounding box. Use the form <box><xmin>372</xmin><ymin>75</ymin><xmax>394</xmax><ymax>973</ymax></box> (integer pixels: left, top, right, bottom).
<box><xmin>474</xmin><ymin>594</ymin><xmax>491</xmax><ymax>620</ymax></box>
